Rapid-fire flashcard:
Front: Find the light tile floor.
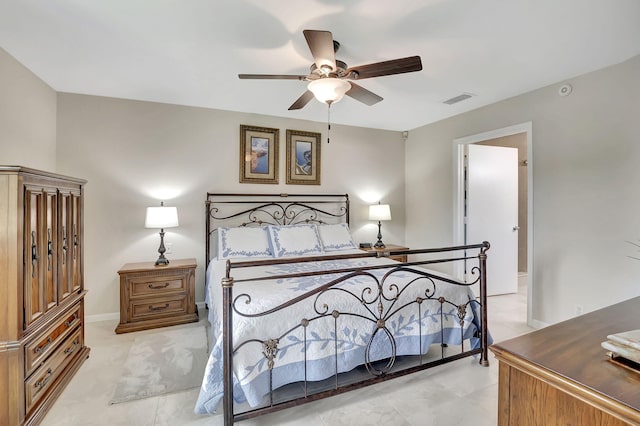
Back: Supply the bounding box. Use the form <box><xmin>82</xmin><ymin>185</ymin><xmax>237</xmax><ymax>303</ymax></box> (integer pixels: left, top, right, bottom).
<box><xmin>42</xmin><ymin>280</ymin><xmax>532</xmax><ymax>426</ymax></box>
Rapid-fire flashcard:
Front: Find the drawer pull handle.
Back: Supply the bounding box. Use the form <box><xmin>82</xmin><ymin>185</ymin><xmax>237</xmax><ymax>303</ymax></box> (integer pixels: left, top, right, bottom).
<box><xmin>31</xmin><ymin>231</ymin><xmax>39</xmax><ymax>277</ymax></box>
<box><xmin>47</xmin><ymin>228</ymin><xmax>53</xmax><ymax>271</ymax></box>
<box><xmin>73</xmin><ymin>224</ymin><xmax>78</xmax><ymax>260</ymax></box>
<box><xmin>62</xmin><ymin>226</ymin><xmax>67</xmax><ymax>265</ymax></box>
<box><xmin>64</xmin><ymin>340</ymin><xmax>79</xmax><ymax>355</ymax></box>
<box><xmin>34</xmin><ymin>337</ymin><xmax>52</xmax><ymax>354</ymax></box>
<box><xmin>148</xmin><ymin>282</ymin><xmax>170</xmax><ymax>289</ymax></box>
<box><xmin>64</xmin><ymin>312</ymin><xmax>79</xmax><ymax>327</ymax></box>
<box><xmin>34</xmin><ymin>368</ymin><xmax>53</xmax><ymax>391</ymax></box>
<box><xmin>148</xmin><ymin>303</ymin><xmax>170</xmax><ymax>311</ymax></box>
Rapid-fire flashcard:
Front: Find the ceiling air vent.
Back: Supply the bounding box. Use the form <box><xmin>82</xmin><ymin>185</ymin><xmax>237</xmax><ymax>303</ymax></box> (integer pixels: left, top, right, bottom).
<box><xmin>443</xmin><ymin>93</ymin><xmax>474</xmax><ymax>105</ymax></box>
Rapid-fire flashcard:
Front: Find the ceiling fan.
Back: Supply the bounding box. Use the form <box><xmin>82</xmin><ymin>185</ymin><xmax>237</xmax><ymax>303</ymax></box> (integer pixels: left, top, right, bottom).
<box><xmin>238</xmin><ymin>29</ymin><xmax>423</xmax><ymax>111</ymax></box>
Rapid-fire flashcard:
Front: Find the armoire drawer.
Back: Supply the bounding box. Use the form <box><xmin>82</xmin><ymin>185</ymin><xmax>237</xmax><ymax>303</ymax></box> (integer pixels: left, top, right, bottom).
<box><xmin>129</xmin><ymin>294</ymin><xmax>188</xmax><ymax>321</ymax></box>
<box><xmin>129</xmin><ymin>276</ymin><xmax>185</xmax><ymax>297</ymax></box>
<box><xmin>24</xmin><ymin>303</ymin><xmax>83</xmax><ymax>376</ymax></box>
<box><xmin>25</xmin><ymin>327</ymin><xmax>84</xmax><ymax>414</ymax></box>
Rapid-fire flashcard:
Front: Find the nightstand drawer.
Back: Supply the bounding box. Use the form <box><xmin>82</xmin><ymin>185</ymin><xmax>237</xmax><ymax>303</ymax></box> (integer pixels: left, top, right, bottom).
<box><xmin>389</xmin><ymin>254</ymin><xmax>408</xmax><ymax>263</ymax></box>
<box><xmin>25</xmin><ymin>327</ymin><xmax>84</xmax><ymax>413</ymax></box>
<box><xmin>24</xmin><ymin>303</ymin><xmax>82</xmax><ymax>377</ymax></box>
<box><xmin>130</xmin><ymin>276</ymin><xmax>185</xmax><ymax>297</ymax></box>
<box><xmin>129</xmin><ymin>295</ymin><xmax>188</xmax><ymax>321</ymax></box>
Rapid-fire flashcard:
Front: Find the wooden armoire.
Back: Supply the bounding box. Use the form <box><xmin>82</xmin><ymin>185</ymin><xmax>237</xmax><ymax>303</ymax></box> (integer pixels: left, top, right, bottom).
<box><xmin>0</xmin><ymin>166</ymin><xmax>90</xmax><ymax>426</ymax></box>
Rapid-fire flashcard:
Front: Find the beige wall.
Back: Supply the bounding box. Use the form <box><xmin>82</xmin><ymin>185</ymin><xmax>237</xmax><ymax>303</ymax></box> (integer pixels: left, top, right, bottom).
<box><xmin>5</xmin><ymin>44</ymin><xmax>639</xmax><ymax>325</ymax></box>
<box><xmin>0</xmin><ymin>47</ymin><xmax>57</xmax><ymax>170</ymax></box>
<box><xmin>406</xmin><ymin>55</ymin><xmax>640</xmax><ymax>326</ymax></box>
<box><xmin>55</xmin><ymin>94</ymin><xmax>406</xmax><ymax>317</ymax></box>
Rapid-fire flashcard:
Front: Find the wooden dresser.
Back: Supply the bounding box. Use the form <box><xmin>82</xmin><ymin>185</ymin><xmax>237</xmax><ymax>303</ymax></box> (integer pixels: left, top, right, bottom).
<box><xmin>490</xmin><ymin>297</ymin><xmax>640</xmax><ymax>425</ymax></box>
<box><xmin>0</xmin><ymin>166</ymin><xmax>90</xmax><ymax>426</ymax></box>
<box><xmin>115</xmin><ymin>258</ymin><xmax>198</xmax><ymax>333</ymax></box>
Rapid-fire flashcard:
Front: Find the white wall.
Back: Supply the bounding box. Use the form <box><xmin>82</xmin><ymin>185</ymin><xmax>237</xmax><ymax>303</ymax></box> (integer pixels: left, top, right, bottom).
<box><xmin>0</xmin><ymin>47</ymin><xmax>57</xmax><ymax>170</ymax></box>
<box><xmin>55</xmin><ymin>94</ymin><xmax>406</xmax><ymax>317</ymax></box>
<box><xmin>406</xmin><ymin>55</ymin><xmax>640</xmax><ymax>325</ymax></box>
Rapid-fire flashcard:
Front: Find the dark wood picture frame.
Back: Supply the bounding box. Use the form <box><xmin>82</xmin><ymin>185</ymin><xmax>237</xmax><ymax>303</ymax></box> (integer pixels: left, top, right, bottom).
<box><xmin>286</xmin><ymin>129</ymin><xmax>321</xmax><ymax>185</ymax></box>
<box><xmin>240</xmin><ymin>125</ymin><xmax>279</xmax><ymax>184</ymax></box>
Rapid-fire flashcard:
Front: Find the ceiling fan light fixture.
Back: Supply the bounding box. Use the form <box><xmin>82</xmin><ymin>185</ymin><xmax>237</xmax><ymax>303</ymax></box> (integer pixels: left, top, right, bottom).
<box><xmin>308</xmin><ymin>78</ymin><xmax>351</xmax><ymax>105</ymax></box>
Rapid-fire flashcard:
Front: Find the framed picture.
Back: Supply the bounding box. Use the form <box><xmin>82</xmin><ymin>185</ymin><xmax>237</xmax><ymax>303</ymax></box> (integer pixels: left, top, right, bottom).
<box><xmin>286</xmin><ymin>129</ymin><xmax>321</xmax><ymax>185</ymax></box>
<box><xmin>239</xmin><ymin>125</ymin><xmax>279</xmax><ymax>184</ymax></box>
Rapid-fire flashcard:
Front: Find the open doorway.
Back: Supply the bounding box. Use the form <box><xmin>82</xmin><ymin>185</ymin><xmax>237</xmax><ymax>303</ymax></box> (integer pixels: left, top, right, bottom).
<box><xmin>453</xmin><ymin>122</ymin><xmax>533</xmax><ymax>326</ymax></box>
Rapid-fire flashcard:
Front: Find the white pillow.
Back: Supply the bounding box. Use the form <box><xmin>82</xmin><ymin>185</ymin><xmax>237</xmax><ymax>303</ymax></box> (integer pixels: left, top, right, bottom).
<box><xmin>268</xmin><ymin>224</ymin><xmax>323</xmax><ymax>258</ymax></box>
<box><xmin>318</xmin><ymin>223</ymin><xmax>357</xmax><ymax>251</ymax></box>
<box><xmin>218</xmin><ymin>226</ymin><xmax>272</xmax><ymax>259</ymax></box>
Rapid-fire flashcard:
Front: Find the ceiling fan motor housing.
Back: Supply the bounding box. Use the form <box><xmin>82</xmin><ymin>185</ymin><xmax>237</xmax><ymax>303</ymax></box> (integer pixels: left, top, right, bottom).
<box><xmin>310</xmin><ymin>60</ymin><xmax>352</xmax><ymax>79</ymax></box>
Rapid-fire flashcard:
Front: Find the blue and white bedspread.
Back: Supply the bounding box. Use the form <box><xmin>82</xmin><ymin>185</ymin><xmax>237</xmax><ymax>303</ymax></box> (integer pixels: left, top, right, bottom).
<box><xmin>195</xmin><ymin>251</ymin><xmax>487</xmax><ymax>414</ymax></box>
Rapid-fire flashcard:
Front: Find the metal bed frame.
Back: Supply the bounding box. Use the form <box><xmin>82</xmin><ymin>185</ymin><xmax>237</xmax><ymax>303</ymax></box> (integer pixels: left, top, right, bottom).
<box><xmin>205</xmin><ymin>193</ymin><xmax>489</xmax><ymax>425</ymax></box>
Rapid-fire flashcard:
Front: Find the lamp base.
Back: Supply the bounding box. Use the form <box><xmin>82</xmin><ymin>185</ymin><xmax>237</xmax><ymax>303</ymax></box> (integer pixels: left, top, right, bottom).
<box><xmin>154</xmin><ymin>228</ymin><xmax>170</xmax><ymax>266</ymax></box>
<box><xmin>155</xmin><ymin>255</ymin><xmax>170</xmax><ymax>266</ymax></box>
<box><xmin>374</xmin><ymin>221</ymin><xmax>385</xmax><ymax>248</ymax></box>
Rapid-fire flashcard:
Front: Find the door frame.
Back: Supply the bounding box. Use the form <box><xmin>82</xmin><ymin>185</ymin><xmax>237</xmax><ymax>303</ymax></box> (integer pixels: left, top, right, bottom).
<box><xmin>452</xmin><ymin>121</ymin><xmax>534</xmax><ymax>326</ymax></box>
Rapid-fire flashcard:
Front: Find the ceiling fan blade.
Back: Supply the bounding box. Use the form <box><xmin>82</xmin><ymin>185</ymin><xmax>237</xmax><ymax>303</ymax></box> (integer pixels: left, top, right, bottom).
<box><xmin>346</xmin><ymin>82</ymin><xmax>383</xmax><ymax>106</ymax></box>
<box><xmin>303</xmin><ymin>30</ymin><xmax>337</xmax><ymax>73</ymax></box>
<box><xmin>345</xmin><ymin>56</ymin><xmax>422</xmax><ymax>80</ymax></box>
<box><xmin>288</xmin><ymin>90</ymin><xmax>315</xmax><ymax>110</ymax></box>
<box><xmin>239</xmin><ymin>74</ymin><xmax>308</xmax><ymax>80</ymax></box>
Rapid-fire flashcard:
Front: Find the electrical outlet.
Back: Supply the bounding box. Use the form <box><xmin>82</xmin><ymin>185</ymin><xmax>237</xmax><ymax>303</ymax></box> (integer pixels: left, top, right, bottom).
<box><xmin>574</xmin><ymin>305</ymin><xmax>583</xmax><ymax>316</ymax></box>
<box><xmin>165</xmin><ymin>242</ymin><xmax>173</xmax><ymax>254</ymax></box>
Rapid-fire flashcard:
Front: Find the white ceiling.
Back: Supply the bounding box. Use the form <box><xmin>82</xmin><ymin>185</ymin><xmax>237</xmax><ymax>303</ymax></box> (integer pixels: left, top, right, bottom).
<box><xmin>1</xmin><ymin>0</ymin><xmax>639</xmax><ymax>131</ymax></box>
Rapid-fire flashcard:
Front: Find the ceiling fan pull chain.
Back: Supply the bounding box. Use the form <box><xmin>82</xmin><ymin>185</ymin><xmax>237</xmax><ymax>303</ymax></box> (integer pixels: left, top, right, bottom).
<box><xmin>327</xmin><ymin>103</ymin><xmax>331</xmax><ymax>143</ymax></box>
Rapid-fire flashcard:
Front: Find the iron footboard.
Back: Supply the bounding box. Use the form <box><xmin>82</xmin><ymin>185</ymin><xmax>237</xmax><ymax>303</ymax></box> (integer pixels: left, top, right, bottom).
<box><xmin>221</xmin><ymin>243</ymin><xmax>490</xmax><ymax>425</ymax></box>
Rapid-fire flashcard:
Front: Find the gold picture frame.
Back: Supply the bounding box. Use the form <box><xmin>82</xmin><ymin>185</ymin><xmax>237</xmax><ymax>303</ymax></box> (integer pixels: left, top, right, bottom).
<box><xmin>239</xmin><ymin>125</ymin><xmax>279</xmax><ymax>184</ymax></box>
<box><xmin>286</xmin><ymin>129</ymin><xmax>321</xmax><ymax>185</ymax></box>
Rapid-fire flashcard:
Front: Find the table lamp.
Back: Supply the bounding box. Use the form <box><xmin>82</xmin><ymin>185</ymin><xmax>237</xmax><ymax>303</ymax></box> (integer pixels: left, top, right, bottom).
<box><xmin>145</xmin><ymin>201</ymin><xmax>179</xmax><ymax>266</ymax></box>
<box><xmin>369</xmin><ymin>202</ymin><xmax>391</xmax><ymax>248</ymax></box>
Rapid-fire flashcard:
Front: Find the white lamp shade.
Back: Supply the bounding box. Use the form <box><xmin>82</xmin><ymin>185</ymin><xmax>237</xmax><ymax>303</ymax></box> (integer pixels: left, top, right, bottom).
<box><xmin>308</xmin><ymin>78</ymin><xmax>352</xmax><ymax>104</ymax></box>
<box><xmin>369</xmin><ymin>204</ymin><xmax>391</xmax><ymax>221</ymax></box>
<box><xmin>145</xmin><ymin>206</ymin><xmax>179</xmax><ymax>228</ymax></box>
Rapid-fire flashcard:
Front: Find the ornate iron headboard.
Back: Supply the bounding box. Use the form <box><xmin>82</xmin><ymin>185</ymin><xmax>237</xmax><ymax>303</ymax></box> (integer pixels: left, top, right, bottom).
<box><xmin>205</xmin><ymin>193</ymin><xmax>349</xmax><ymax>267</ymax></box>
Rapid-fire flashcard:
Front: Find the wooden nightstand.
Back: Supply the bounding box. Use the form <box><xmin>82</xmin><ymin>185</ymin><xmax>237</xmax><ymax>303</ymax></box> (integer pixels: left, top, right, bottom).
<box><xmin>360</xmin><ymin>244</ymin><xmax>409</xmax><ymax>262</ymax></box>
<box><xmin>115</xmin><ymin>258</ymin><xmax>198</xmax><ymax>334</ymax></box>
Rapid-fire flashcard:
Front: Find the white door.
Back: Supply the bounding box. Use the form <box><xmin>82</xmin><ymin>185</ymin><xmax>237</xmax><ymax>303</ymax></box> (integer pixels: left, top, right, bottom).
<box><xmin>466</xmin><ymin>144</ymin><xmax>518</xmax><ymax>296</ymax></box>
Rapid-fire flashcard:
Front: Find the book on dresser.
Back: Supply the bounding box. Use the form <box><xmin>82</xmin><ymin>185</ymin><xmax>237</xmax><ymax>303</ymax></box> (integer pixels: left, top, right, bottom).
<box><xmin>0</xmin><ymin>166</ymin><xmax>90</xmax><ymax>426</ymax></box>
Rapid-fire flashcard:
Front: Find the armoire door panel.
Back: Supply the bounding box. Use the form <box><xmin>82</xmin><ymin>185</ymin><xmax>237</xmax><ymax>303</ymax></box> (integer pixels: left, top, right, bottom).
<box><xmin>58</xmin><ymin>192</ymin><xmax>72</xmax><ymax>303</ymax></box>
<box><xmin>45</xmin><ymin>191</ymin><xmax>58</xmax><ymax>311</ymax></box>
<box><xmin>24</xmin><ymin>188</ymin><xmax>45</xmax><ymax>328</ymax></box>
<box><xmin>71</xmin><ymin>192</ymin><xmax>81</xmax><ymax>293</ymax></box>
